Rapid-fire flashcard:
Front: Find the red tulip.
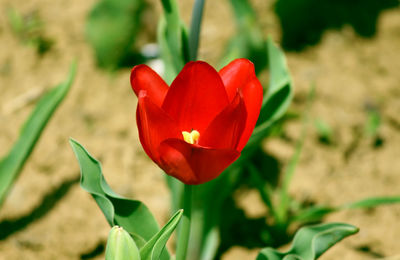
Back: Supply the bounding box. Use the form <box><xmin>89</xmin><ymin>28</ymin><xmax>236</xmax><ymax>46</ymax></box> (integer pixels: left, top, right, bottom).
<box><xmin>130</xmin><ymin>59</ymin><xmax>263</xmax><ymax>185</ymax></box>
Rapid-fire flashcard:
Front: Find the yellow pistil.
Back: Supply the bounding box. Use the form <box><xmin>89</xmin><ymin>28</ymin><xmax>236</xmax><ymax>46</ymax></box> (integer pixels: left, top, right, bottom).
<box><xmin>182</xmin><ymin>130</ymin><xmax>200</xmax><ymax>144</ymax></box>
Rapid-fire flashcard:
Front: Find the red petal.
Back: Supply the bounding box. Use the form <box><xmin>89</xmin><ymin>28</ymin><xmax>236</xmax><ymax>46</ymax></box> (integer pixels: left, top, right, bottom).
<box><xmin>219</xmin><ymin>59</ymin><xmax>254</xmax><ymax>101</ymax></box>
<box><xmin>199</xmin><ymin>92</ymin><xmax>247</xmax><ymax>150</ymax></box>
<box><xmin>158</xmin><ymin>139</ymin><xmax>240</xmax><ymax>185</ymax></box>
<box><xmin>162</xmin><ymin>61</ymin><xmax>229</xmax><ymax>134</ymax></box>
<box><xmin>136</xmin><ymin>91</ymin><xmax>181</xmax><ymax>163</ymax></box>
<box><xmin>219</xmin><ymin>59</ymin><xmax>263</xmax><ymax>151</ymax></box>
<box><xmin>237</xmin><ymin>78</ymin><xmax>263</xmax><ymax>151</ymax></box>
<box><xmin>131</xmin><ymin>65</ymin><xmax>169</xmax><ymax>107</ymax></box>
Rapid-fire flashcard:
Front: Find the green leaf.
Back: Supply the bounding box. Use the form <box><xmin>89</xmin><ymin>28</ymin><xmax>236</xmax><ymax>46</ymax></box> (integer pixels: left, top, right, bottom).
<box><xmin>188</xmin><ymin>0</ymin><xmax>205</xmax><ymax>61</ymax></box>
<box><xmin>257</xmin><ymin>223</ymin><xmax>358</xmax><ymax>260</ymax></box>
<box><xmin>265</xmin><ymin>37</ymin><xmax>292</xmax><ymax>99</ymax></box>
<box><xmin>342</xmin><ymin>196</ymin><xmax>400</xmax><ymax>209</ymax></box>
<box><xmin>140</xmin><ymin>209</ymin><xmax>183</xmax><ymax>260</ymax></box>
<box><xmin>106</xmin><ymin>226</ymin><xmax>141</xmax><ymax>260</ymax></box>
<box><xmin>248</xmin><ymin>38</ymin><xmax>293</xmax><ymax>146</ymax></box>
<box><xmin>158</xmin><ymin>0</ymin><xmax>188</xmax><ymax>83</ymax></box>
<box><xmin>157</xmin><ymin>19</ymin><xmax>187</xmax><ymax>84</ymax></box>
<box><xmin>0</xmin><ymin>62</ymin><xmax>76</xmax><ymax>207</ymax></box>
<box><xmin>86</xmin><ymin>0</ymin><xmax>145</xmax><ymax>69</ymax></box>
<box><xmin>219</xmin><ymin>0</ymin><xmax>268</xmax><ymax>73</ymax></box>
<box><xmin>69</xmin><ymin>139</ymin><xmax>170</xmax><ymax>260</ymax></box>
<box><xmin>291</xmin><ymin>206</ymin><xmax>336</xmax><ymax>223</ymax></box>
<box><xmin>293</xmin><ymin>195</ymin><xmax>400</xmax><ymax>224</ymax></box>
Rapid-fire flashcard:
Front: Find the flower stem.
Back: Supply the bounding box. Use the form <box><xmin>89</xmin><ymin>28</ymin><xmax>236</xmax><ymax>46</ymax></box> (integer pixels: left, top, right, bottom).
<box><xmin>189</xmin><ymin>0</ymin><xmax>206</xmax><ymax>60</ymax></box>
<box><xmin>176</xmin><ymin>184</ymin><xmax>192</xmax><ymax>260</ymax></box>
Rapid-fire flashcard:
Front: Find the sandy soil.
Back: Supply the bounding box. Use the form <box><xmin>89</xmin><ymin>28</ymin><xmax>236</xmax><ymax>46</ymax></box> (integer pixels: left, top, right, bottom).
<box><xmin>0</xmin><ymin>0</ymin><xmax>399</xmax><ymax>259</ymax></box>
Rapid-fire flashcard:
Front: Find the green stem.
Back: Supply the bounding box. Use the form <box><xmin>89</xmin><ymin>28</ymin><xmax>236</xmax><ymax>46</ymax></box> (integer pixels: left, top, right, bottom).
<box><xmin>176</xmin><ymin>184</ymin><xmax>192</xmax><ymax>260</ymax></box>
<box><xmin>189</xmin><ymin>0</ymin><xmax>206</xmax><ymax>60</ymax></box>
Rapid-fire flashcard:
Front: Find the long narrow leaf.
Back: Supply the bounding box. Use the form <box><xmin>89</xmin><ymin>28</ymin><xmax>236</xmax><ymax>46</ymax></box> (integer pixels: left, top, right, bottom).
<box><xmin>257</xmin><ymin>223</ymin><xmax>358</xmax><ymax>260</ymax></box>
<box><xmin>0</xmin><ymin>62</ymin><xmax>76</xmax><ymax>207</ymax></box>
<box><xmin>158</xmin><ymin>0</ymin><xmax>187</xmax><ymax>83</ymax></box>
<box><xmin>140</xmin><ymin>209</ymin><xmax>183</xmax><ymax>260</ymax></box>
<box><xmin>342</xmin><ymin>196</ymin><xmax>400</xmax><ymax>209</ymax></box>
<box><xmin>293</xmin><ymin>196</ymin><xmax>400</xmax><ymax>224</ymax></box>
<box><xmin>69</xmin><ymin>139</ymin><xmax>170</xmax><ymax>260</ymax></box>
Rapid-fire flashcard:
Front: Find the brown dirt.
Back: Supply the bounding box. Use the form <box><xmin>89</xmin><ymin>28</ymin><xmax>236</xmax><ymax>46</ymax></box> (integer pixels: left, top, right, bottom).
<box><xmin>0</xmin><ymin>0</ymin><xmax>399</xmax><ymax>259</ymax></box>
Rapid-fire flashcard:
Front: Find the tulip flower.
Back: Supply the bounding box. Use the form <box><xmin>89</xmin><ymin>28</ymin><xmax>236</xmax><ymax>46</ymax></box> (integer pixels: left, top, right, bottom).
<box><xmin>130</xmin><ymin>59</ymin><xmax>263</xmax><ymax>185</ymax></box>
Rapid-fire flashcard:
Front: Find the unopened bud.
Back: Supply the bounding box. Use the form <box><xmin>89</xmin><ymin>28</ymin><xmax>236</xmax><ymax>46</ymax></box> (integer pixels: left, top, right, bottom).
<box><xmin>105</xmin><ymin>226</ymin><xmax>140</xmax><ymax>260</ymax></box>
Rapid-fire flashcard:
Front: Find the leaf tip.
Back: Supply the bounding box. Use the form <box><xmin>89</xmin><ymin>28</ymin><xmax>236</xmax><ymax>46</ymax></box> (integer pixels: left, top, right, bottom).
<box><xmin>177</xmin><ymin>209</ymin><xmax>183</xmax><ymax>216</ymax></box>
<box><xmin>68</xmin><ymin>137</ymin><xmax>80</xmax><ymax>150</ymax></box>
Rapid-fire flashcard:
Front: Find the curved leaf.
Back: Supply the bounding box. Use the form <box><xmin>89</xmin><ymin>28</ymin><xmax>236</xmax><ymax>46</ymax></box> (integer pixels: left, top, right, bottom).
<box><xmin>260</xmin><ymin>37</ymin><xmax>293</xmax><ymax>123</ymax></box>
<box><xmin>0</xmin><ymin>62</ymin><xmax>76</xmax><ymax>207</ymax></box>
<box><xmin>257</xmin><ymin>223</ymin><xmax>358</xmax><ymax>260</ymax></box>
<box><xmin>248</xmin><ymin>38</ymin><xmax>293</xmax><ymax>147</ymax></box>
<box><xmin>69</xmin><ymin>139</ymin><xmax>169</xmax><ymax>260</ymax></box>
<box><xmin>265</xmin><ymin>37</ymin><xmax>292</xmax><ymax>100</ymax></box>
<box><xmin>140</xmin><ymin>209</ymin><xmax>183</xmax><ymax>260</ymax></box>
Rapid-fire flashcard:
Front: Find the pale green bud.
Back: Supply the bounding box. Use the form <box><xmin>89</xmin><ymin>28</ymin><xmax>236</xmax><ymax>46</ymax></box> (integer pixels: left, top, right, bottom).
<box><xmin>105</xmin><ymin>226</ymin><xmax>141</xmax><ymax>260</ymax></box>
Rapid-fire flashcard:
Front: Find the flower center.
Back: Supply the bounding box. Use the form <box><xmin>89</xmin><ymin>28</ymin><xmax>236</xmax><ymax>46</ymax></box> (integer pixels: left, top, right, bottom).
<box><xmin>182</xmin><ymin>130</ymin><xmax>200</xmax><ymax>144</ymax></box>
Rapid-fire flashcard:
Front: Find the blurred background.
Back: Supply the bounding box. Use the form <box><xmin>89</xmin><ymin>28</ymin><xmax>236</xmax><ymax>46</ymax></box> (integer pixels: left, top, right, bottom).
<box><xmin>0</xmin><ymin>0</ymin><xmax>399</xmax><ymax>259</ymax></box>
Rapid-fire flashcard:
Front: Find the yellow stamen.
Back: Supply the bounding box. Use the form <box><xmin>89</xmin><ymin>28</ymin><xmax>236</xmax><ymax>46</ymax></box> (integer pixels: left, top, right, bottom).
<box><xmin>182</xmin><ymin>130</ymin><xmax>200</xmax><ymax>144</ymax></box>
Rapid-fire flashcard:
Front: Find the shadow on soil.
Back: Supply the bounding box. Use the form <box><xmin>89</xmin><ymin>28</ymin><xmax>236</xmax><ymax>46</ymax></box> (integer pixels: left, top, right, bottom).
<box><xmin>275</xmin><ymin>0</ymin><xmax>399</xmax><ymax>51</ymax></box>
<box><xmin>80</xmin><ymin>241</ymin><xmax>105</xmax><ymax>259</ymax></box>
<box><xmin>0</xmin><ymin>175</ymin><xmax>79</xmax><ymax>240</ymax></box>
<box><xmin>214</xmin><ymin>147</ymin><xmax>292</xmax><ymax>259</ymax></box>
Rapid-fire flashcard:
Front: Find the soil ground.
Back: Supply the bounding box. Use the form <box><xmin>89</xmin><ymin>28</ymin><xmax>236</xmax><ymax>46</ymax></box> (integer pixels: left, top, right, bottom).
<box><xmin>0</xmin><ymin>0</ymin><xmax>400</xmax><ymax>259</ymax></box>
